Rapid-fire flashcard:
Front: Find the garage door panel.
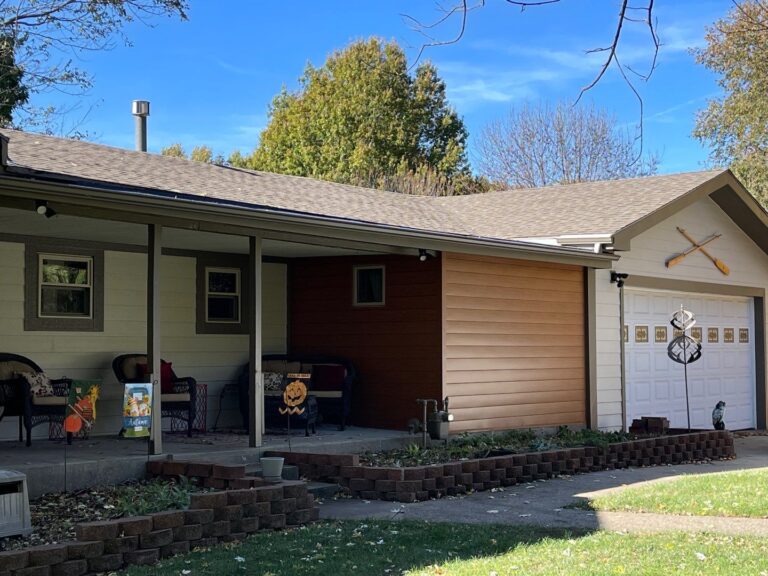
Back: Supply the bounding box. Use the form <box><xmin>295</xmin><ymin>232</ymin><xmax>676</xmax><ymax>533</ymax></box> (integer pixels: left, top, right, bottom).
<box><xmin>625</xmin><ymin>288</ymin><xmax>755</xmax><ymax>430</ymax></box>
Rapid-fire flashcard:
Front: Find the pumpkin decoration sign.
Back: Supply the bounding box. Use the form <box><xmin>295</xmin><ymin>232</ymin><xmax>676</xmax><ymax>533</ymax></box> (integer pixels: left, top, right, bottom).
<box><xmin>64</xmin><ymin>380</ymin><xmax>101</xmax><ymax>435</ymax></box>
<box><xmin>279</xmin><ymin>373</ymin><xmax>310</xmax><ymax>416</ymax></box>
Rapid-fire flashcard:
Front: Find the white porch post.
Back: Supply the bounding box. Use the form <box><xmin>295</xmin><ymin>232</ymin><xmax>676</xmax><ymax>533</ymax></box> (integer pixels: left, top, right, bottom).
<box><xmin>249</xmin><ymin>235</ymin><xmax>263</xmax><ymax>447</ymax></box>
<box><xmin>148</xmin><ymin>223</ymin><xmax>163</xmax><ymax>454</ymax></box>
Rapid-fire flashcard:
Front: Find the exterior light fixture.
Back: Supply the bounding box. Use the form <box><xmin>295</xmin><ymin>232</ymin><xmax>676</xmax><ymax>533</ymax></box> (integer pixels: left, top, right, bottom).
<box><xmin>418</xmin><ymin>249</ymin><xmax>436</xmax><ymax>262</ymax></box>
<box><xmin>610</xmin><ymin>271</ymin><xmax>628</xmax><ymax>288</ymax></box>
<box><xmin>35</xmin><ymin>201</ymin><xmax>55</xmax><ymax>218</ymax></box>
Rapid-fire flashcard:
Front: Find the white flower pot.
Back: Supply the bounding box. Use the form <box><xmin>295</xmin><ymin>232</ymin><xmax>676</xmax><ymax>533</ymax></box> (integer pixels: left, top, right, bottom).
<box><xmin>260</xmin><ymin>456</ymin><xmax>284</xmax><ymax>481</ymax></box>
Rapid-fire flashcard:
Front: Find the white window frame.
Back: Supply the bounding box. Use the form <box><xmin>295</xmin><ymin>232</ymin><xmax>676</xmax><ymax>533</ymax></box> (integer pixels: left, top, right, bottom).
<box><xmin>353</xmin><ymin>265</ymin><xmax>385</xmax><ymax>307</ymax></box>
<box><xmin>205</xmin><ymin>266</ymin><xmax>241</xmax><ymax>323</ymax></box>
<box><xmin>38</xmin><ymin>253</ymin><xmax>94</xmax><ymax>319</ymax></box>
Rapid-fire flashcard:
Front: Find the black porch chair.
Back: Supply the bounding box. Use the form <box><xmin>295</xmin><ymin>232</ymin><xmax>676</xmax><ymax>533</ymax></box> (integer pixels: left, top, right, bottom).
<box><xmin>0</xmin><ymin>353</ymin><xmax>72</xmax><ymax>446</ymax></box>
<box><xmin>111</xmin><ymin>354</ymin><xmax>197</xmax><ymax>436</ymax></box>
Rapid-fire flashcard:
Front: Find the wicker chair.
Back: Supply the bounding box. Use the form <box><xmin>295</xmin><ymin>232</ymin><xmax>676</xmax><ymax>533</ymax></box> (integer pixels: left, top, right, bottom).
<box><xmin>0</xmin><ymin>353</ymin><xmax>72</xmax><ymax>446</ymax></box>
<box><xmin>111</xmin><ymin>354</ymin><xmax>197</xmax><ymax>436</ymax></box>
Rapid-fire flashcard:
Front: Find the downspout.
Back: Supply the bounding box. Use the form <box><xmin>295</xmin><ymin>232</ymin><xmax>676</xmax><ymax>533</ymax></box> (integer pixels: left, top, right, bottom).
<box><xmin>619</xmin><ymin>282</ymin><xmax>627</xmax><ymax>431</ymax></box>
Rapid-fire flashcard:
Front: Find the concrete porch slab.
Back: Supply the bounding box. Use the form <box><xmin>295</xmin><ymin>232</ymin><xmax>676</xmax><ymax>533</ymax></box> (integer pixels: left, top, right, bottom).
<box><xmin>0</xmin><ymin>425</ymin><xmax>412</xmax><ymax>497</ymax></box>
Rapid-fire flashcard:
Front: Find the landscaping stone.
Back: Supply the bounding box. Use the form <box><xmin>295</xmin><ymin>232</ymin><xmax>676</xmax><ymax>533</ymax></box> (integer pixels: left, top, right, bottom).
<box><xmin>271</xmin><ymin>498</ymin><xmax>296</xmax><ymax>515</ymax></box>
<box><xmin>227</xmin><ymin>489</ymin><xmax>257</xmax><ymax>505</ymax></box>
<box><xmin>87</xmin><ymin>554</ymin><xmax>123</xmax><ymax>573</ymax></box>
<box><xmin>254</xmin><ymin>486</ymin><xmax>283</xmax><ymax>502</ymax></box>
<box><xmin>243</xmin><ymin>502</ymin><xmax>271</xmax><ymax>517</ymax></box>
<box><xmin>66</xmin><ymin>542</ymin><xmax>103</xmax><ymax>561</ymax></box>
<box><xmin>238</xmin><ymin>517</ymin><xmax>259</xmax><ymax>533</ymax></box>
<box><xmin>118</xmin><ymin>516</ymin><xmax>153</xmax><ymax>536</ymax></box>
<box><xmin>139</xmin><ymin>529</ymin><xmax>173</xmax><ymax>550</ymax></box>
<box><xmin>124</xmin><ymin>548</ymin><xmax>160</xmax><ymax>566</ymax></box>
<box><xmin>27</xmin><ymin>545</ymin><xmax>68</xmax><ymax>567</ymax></box>
<box><xmin>184</xmin><ymin>509</ymin><xmax>214</xmax><ymax>525</ymax></box>
<box><xmin>192</xmin><ymin>538</ymin><xmax>218</xmax><ymax>549</ymax></box>
<box><xmin>0</xmin><ymin>550</ymin><xmax>28</xmax><ymax>571</ymax></box>
<box><xmin>189</xmin><ymin>491</ymin><xmax>228</xmax><ymax>510</ymax></box>
<box><xmin>160</xmin><ymin>541</ymin><xmax>190</xmax><ymax>559</ymax></box>
<box><xmin>50</xmin><ymin>559</ymin><xmax>87</xmax><ymax>576</ymax></box>
<box><xmin>75</xmin><ymin>521</ymin><xmax>118</xmax><ymax>542</ymax></box>
<box><xmin>211</xmin><ymin>464</ymin><xmax>245</xmax><ymax>480</ymax></box>
<box><xmin>173</xmin><ymin>524</ymin><xmax>203</xmax><ymax>542</ymax></box>
<box><xmin>103</xmin><ymin>536</ymin><xmax>138</xmax><ymax>554</ymax></box>
<box><xmin>149</xmin><ymin>511</ymin><xmax>185</xmax><ymax>531</ymax></box>
<box><xmin>220</xmin><ymin>533</ymin><xmax>246</xmax><ymax>543</ymax></box>
<box><xmin>161</xmin><ymin>461</ymin><xmax>188</xmax><ymax>478</ymax></box>
<box><xmin>262</xmin><ymin>514</ymin><xmax>286</xmax><ymax>529</ymax></box>
<box><xmin>186</xmin><ymin>463</ymin><xmax>212</xmax><ymax>478</ymax></box>
<box><xmin>14</xmin><ymin>566</ymin><xmax>51</xmax><ymax>576</ymax></box>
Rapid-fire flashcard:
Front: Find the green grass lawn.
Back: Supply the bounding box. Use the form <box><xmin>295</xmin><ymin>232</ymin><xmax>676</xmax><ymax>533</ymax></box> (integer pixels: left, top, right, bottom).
<box><xmin>589</xmin><ymin>468</ymin><xmax>768</xmax><ymax>518</ymax></box>
<box><xmin>119</xmin><ymin>520</ymin><xmax>768</xmax><ymax>576</ymax></box>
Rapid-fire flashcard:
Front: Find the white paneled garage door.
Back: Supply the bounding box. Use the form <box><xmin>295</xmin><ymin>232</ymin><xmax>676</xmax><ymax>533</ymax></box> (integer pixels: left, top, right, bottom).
<box><xmin>625</xmin><ymin>288</ymin><xmax>755</xmax><ymax>430</ymax></box>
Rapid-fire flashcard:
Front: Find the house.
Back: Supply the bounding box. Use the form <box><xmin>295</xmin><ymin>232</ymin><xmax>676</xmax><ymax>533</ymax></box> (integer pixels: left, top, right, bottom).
<box><xmin>0</xmin><ymin>129</ymin><xmax>764</xmax><ymax>452</ymax></box>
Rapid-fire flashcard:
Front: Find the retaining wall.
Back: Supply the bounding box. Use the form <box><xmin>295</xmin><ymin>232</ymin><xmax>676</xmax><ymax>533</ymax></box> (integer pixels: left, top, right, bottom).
<box><xmin>0</xmin><ymin>463</ymin><xmax>317</xmax><ymax>575</ymax></box>
<box><xmin>267</xmin><ymin>430</ymin><xmax>735</xmax><ymax>503</ymax></box>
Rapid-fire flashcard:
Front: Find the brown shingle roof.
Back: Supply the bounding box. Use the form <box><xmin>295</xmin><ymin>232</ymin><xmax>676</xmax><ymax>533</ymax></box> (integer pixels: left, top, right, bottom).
<box><xmin>0</xmin><ymin>129</ymin><xmax>727</xmax><ymax>241</ymax></box>
<box><xmin>436</xmin><ymin>170</ymin><xmax>724</xmax><ymax>240</ymax></box>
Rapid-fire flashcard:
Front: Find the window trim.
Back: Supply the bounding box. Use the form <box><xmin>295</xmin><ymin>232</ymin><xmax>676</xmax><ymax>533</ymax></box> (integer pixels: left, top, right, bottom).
<box><xmin>24</xmin><ymin>241</ymin><xmax>104</xmax><ymax>332</ymax></box>
<box><xmin>353</xmin><ymin>265</ymin><xmax>386</xmax><ymax>307</ymax></box>
<box><xmin>196</xmin><ymin>253</ymin><xmax>249</xmax><ymax>335</ymax></box>
<box><xmin>38</xmin><ymin>253</ymin><xmax>94</xmax><ymax>319</ymax></box>
<box><xmin>204</xmin><ymin>266</ymin><xmax>241</xmax><ymax>324</ymax></box>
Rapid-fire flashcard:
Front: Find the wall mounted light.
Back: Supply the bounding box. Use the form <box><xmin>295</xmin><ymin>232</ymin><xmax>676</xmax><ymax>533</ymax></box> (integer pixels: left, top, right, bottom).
<box><xmin>35</xmin><ymin>200</ymin><xmax>56</xmax><ymax>219</ymax></box>
<box><xmin>418</xmin><ymin>249</ymin><xmax>435</xmax><ymax>262</ymax></box>
<box><xmin>610</xmin><ymin>271</ymin><xmax>629</xmax><ymax>288</ymax></box>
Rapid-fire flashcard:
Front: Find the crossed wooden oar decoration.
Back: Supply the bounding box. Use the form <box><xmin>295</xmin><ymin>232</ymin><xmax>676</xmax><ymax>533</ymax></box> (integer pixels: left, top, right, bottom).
<box><xmin>665</xmin><ymin>227</ymin><xmax>730</xmax><ymax>275</ymax></box>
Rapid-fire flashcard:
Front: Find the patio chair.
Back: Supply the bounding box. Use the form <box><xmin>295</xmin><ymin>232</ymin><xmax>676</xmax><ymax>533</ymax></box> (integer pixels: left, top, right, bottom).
<box><xmin>0</xmin><ymin>353</ymin><xmax>72</xmax><ymax>446</ymax></box>
<box><xmin>111</xmin><ymin>354</ymin><xmax>197</xmax><ymax>437</ymax></box>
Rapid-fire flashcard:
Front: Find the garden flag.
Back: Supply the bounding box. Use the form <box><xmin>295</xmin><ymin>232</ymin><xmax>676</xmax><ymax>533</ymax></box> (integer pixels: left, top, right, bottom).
<box><xmin>122</xmin><ymin>383</ymin><xmax>153</xmax><ymax>438</ymax></box>
<box><xmin>64</xmin><ymin>380</ymin><xmax>100</xmax><ymax>434</ymax></box>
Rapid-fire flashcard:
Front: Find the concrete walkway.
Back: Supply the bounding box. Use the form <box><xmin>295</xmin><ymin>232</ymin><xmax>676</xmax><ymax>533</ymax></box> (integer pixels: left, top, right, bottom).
<box><xmin>319</xmin><ymin>434</ymin><xmax>768</xmax><ymax>536</ymax></box>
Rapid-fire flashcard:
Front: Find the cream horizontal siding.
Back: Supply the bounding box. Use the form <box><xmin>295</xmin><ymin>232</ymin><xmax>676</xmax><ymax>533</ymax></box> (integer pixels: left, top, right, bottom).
<box><xmin>0</xmin><ymin>242</ymin><xmax>287</xmax><ymax>441</ymax></box>
<box><xmin>442</xmin><ymin>253</ymin><xmax>586</xmax><ymax>433</ymax></box>
<box><xmin>595</xmin><ymin>196</ymin><xmax>768</xmax><ymax>430</ymax></box>
<box><xmin>595</xmin><ymin>268</ymin><xmax>623</xmax><ymax>430</ymax></box>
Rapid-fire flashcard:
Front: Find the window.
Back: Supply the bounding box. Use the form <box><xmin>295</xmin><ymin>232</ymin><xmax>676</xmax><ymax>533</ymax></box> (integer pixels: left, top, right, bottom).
<box><xmin>24</xmin><ymin>243</ymin><xmax>104</xmax><ymax>332</ymax></box>
<box><xmin>354</xmin><ymin>266</ymin><xmax>385</xmax><ymax>306</ymax></box>
<box><xmin>39</xmin><ymin>255</ymin><xmax>93</xmax><ymax>318</ymax></box>
<box><xmin>205</xmin><ymin>267</ymin><xmax>240</xmax><ymax>323</ymax></box>
<box><xmin>196</xmin><ymin>254</ymin><xmax>249</xmax><ymax>334</ymax></box>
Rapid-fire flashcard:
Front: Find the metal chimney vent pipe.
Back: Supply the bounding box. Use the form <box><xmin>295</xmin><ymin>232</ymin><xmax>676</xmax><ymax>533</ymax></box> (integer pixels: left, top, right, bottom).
<box><xmin>131</xmin><ymin>100</ymin><xmax>150</xmax><ymax>152</ymax></box>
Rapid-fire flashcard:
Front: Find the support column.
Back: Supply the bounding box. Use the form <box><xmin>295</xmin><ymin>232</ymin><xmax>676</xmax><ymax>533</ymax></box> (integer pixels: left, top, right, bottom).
<box><xmin>148</xmin><ymin>224</ymin><xmax>162</xmax><ymax>454</ymax></box>
<box><xmin>249</xmin><ymin>236</ymin><xmax>263</xmax><ymax>447</ymax></box>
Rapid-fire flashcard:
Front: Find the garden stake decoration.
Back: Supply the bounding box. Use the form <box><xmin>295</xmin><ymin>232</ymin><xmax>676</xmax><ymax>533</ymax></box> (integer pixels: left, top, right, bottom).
<box><xmin>280</xmin><ymin>373</ymin><xmax>310</xmax><ymax>450</ymax></box>
<box><xmin>667</xmin><ymin>306</ymin><xmax>702</xmax><ymax>432</ymax></box>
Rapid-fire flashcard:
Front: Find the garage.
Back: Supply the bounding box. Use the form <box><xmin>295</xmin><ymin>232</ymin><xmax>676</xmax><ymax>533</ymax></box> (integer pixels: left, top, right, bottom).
<box><xmin>624</xmin><ymin>288</ymin><xmax>755</xmax><ymax>430</ymax></box>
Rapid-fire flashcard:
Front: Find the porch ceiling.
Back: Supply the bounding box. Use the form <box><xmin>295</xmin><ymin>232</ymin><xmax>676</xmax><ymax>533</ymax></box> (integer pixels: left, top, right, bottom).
<box><xmin>0</xmin><ymin>207</ymin><xmax>379</xmax><ymax>257</ymax></box>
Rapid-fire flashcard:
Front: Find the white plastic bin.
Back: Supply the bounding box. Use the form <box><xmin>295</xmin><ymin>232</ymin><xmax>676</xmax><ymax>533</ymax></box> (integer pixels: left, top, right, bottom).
<box><xmin>0</xmin><ymin>469</ymin><xmax>31</xmax><ymax>537</ymax></box>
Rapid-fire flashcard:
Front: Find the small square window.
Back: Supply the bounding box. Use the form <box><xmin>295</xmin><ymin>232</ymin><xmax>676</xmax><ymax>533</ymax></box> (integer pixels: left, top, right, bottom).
<box><xmin>354</xmin><ymin>266</ymin><xmax>385</xmax><ymax>306</ymax></box>
<box><xmin>205</xmin><ymin>267</ymin><xmax>240</xmax><ymax>323</ymax></box>
<box><xmin>38</xmin><ymin>255</ymin><xmax>93</xmax><ymax>318</ymax></box>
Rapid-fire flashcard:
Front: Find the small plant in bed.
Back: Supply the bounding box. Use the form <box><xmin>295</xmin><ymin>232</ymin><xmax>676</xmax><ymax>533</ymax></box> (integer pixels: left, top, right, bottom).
<box><xmin>361</xmin><ymin>426</ymin><xmax>633</xmax><ymax>467</ymax></box>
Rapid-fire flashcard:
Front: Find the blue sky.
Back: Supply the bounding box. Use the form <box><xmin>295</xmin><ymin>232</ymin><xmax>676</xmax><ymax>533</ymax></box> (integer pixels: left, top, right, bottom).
<box><xmin>34</xmin><ymin>1</ymin><xmax>731</xmax><ymax>175</ymax></box>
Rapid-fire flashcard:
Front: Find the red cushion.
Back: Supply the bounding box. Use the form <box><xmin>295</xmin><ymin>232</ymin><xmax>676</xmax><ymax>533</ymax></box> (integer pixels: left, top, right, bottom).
<box><xmin>136</xmin><ymin>360</ymin><xmax>175</xmax><ymax>394</ymax></box>
<box><xmin>311</xmin><ymin>364</ymin><xmax>346</xmax><ymax>391</ymax></box>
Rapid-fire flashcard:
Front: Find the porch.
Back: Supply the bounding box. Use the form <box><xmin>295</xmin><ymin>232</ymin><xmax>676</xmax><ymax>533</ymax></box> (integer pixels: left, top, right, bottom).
<box><xmin>0</xmin><ymin>425</ymin><xmax>411</xmax><ymax>497</ymax></box>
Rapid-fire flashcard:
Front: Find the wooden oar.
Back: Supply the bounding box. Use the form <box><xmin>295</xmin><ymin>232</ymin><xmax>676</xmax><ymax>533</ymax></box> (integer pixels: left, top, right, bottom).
<box><xmin>677</xmin><ymin>227</ymin><xmax>730</xmax><ymax>275</ymax></box>
<box><xmin>665</xmin><ymin>233</ymin><xmax>721</xmax><ymax>268</ymax></box>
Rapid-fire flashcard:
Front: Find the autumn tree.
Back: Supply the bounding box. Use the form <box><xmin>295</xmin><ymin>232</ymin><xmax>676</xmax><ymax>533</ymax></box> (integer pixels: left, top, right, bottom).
<box><xmin>693</xmin><ymin>1</ymin><xmax>768</xmax><ymax>208</ymax></box>
<box><xmin>161</xmin><ymin>142</ymin><xmax>223</xmax><ymax>165</ymax></box>
<box><xmin>0</xmin><ymin>0</ymin><xmax>187</xmax><ymax>130</ymax></box>
<box><xmin>477</xmin><ymin>102</ymin><xmax>658</xmax><ymax>189</ymax></box>
<box><xmin>233</xmin><ymin>38</ymin><xmax>469</xmax><ymax>188</ymax></box>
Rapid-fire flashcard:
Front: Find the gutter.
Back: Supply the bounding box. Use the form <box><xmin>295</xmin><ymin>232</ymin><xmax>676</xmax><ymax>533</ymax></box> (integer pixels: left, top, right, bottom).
<box><xmin>0</xmin><ymin>170</ymin><xmax>618</xmax><ymax>268</ymax></box>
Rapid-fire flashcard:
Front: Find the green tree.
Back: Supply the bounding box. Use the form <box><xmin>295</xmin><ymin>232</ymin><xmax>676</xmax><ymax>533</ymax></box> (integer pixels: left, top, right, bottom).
<box><xmin>0</xmin><ymin>35</ymin><xmax>28</xmax><ymax>127</ymax></box>
<box><xmin>161</xmin><ymin>142</ymin><xmax>224</xmax><ymax>165</ymax></box>
<box><xmin>161</xmin><ymin>143</ymin><xmax>187</xmax><ymax>158</ymax></box>
<box><xmin>0</xmin><ymin>0</ymin><xmax>187</xmax><ymax>130</ymax></box>
<box><xmin>234</xmin><ymin>38</ymin><xmax>468</xmax><ymax>186</ymax></box>
<box><xmin>693</xmin><ymin>1</ymin><xmax>768</xmax><ymax>208</ymax></box>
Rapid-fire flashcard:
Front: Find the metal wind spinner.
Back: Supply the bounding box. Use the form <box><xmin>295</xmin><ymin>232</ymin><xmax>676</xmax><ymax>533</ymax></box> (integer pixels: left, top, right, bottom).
<box><xmin>667</xmin><ymin>306</ymin><xmax>702</xmax><ymax>431</ymax></box>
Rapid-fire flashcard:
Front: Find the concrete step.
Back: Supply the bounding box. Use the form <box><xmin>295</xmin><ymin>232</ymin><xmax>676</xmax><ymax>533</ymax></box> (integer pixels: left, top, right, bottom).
<box><xmin>244</xmin><ymin>463</ymin><xmax>299</xmax><ymax>481</ymax></box>
<box><xmin>307</xmin><ymin>481</ymin><xmax>341</xmax><ymax>499</ymax></box>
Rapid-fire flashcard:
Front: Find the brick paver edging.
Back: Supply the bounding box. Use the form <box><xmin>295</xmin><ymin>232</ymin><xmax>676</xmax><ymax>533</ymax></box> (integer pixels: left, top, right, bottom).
<box><xmin>0</xmin><ymin>467</ymin><xmax>318</xmax><ymax>576</ymax></box>
<box><xmin>266</xmin><ymin>430</ymin><xmax>734</xmax><ymax>503</ymax></box>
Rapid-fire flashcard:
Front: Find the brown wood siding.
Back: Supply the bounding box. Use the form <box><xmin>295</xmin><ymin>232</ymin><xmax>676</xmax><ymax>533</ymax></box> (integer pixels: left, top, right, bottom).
<box><xmin>442</xmin><ymin>253</ymin><xmax>586</xmax><ymax>432</ymax></box>
<box><xmin>289</xmin><ymin>255</ymin><xmax>442</xmax><ymax>429</ymax></box>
